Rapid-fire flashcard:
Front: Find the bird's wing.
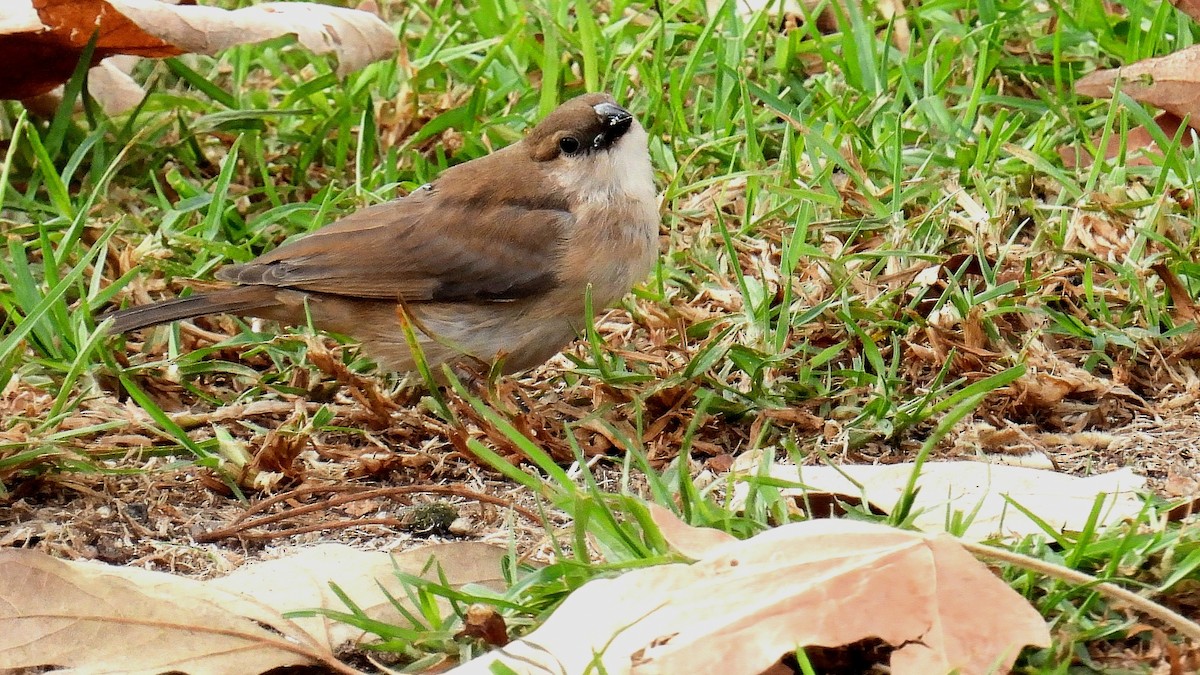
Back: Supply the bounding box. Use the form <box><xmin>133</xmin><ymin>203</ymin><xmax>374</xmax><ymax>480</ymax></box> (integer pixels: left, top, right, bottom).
<box><xmin>216</xmin><ymin>191</ymin><xmax>571</xmax><ymax>303</ymax></box>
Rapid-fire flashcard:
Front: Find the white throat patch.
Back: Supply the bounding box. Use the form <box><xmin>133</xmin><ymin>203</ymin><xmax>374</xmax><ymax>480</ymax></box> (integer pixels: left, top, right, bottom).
<box><xmin>553</xmin><ymin>122</ymin><xmax>656</xmax><ymax>206</ymax></box>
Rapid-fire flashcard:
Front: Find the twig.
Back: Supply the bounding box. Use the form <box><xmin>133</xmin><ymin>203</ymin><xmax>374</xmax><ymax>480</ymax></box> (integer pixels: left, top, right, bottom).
<box><xmin>197</xmin><ymin>484</ymin><xmax>543</xmax><ymax>542</ymax></box>
<box><xmin>168</xmin><ymin>401</ymin><xmax>329</xmax><ymax>429</ymax></box>
<box><xmin>962</xmin><ymin>540</ymin><xmax>1200</xmax><ymax>641</ymax></box>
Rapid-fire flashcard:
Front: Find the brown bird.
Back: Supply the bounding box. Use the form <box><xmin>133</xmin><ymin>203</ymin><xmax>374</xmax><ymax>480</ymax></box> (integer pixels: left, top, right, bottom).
<box><xmin>108</xmin><ymin>93</ymin><xmax>659</xmax><ymax>375</ymax></box>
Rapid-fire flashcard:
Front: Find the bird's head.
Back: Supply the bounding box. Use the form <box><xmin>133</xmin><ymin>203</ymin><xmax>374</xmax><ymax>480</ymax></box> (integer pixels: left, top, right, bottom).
<box><xmin>523</xmin><ymin>93</ymin><xmax>654</xmax><ymax>205</ymax></box>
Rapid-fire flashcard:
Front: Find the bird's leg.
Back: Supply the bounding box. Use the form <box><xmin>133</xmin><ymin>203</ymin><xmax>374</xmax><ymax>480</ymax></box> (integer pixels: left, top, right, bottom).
<box><xmin>446</xmin><ymin>355</ymin><xmax>496</xmax><ymax>397</ymax></box>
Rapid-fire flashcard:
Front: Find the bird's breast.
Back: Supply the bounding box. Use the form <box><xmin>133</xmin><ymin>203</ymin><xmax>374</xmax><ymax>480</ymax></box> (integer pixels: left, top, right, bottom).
<box><xmin>560</xmin><ymin>197</ymin><xmax>659</xmax><ymax>310</ymax></box>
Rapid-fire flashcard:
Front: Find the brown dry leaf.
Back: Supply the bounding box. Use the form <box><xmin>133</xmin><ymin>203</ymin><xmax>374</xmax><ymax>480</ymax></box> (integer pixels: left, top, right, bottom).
<box><xmin>728</xmin><ymin>456</ymin><xmax>1147</xmax><ymax>541</ymax></box>
<box><xmin>1171</xmin><ymin>0</ymin><xmax>1200</xmax><ymax>26</ymax></box>
<box><xmin>246</xmin><ymin>402</ymin><xmax>312</xmax><ymax>480</ymax></box>
<box><xmin>1016</xmin><ymin>340</ymin><xmax>1145</xmax><ymax>410</ymax></box>
<box><xmin>0</xmin><ymin>0</ymin><xmax>180</xmax><ymax>101</ymax></box>
<box><xmin>211</xmin><ymin>542</ymin><xmax>510</xmax><ymax>651</ymax></box>
<box><xmin>644</xmin><ymin>502</ymin><xmax>737</xmax><ymax>558</ymax></box>
<box><xmin>0</xmin><ymin>542</ymin><xmax>510</xmax><ymax>673</ymax></box>
<box><xmin>0</xmin><ymin>548</ymin><xmax>340</xmax><ymax>674</ymax></box>
<box><xmin>1018</xmin><ymin>371</ymin><xmax>1079</xmax><ymax>407</ymax></box>
<box><xmin>85</xmin><ymin>53</ymin><xmax>146</xmax><ymax>111</ymax></box>
<box><xmin>1076</xmin><ymin>48</ymin><xmax>1200</xmax><ymax>124</ymax></box>
<box><xmin>457</xmin><ymin>603</ymin><xmax>511</xmax><ymax>647</ymax></box>
<box><xmin>1</xmin><ymin>0</ymin><xmax>398</xmax><ymax>106</ymax></box>
<box><xmin>1060</xmin><ymin>112</ymin><xmax>1192</xmax><ymax>169</ymax></box>
<box><xmin>451</xmin><ymin>516</ymin><xmax>1050</xmax><ymax>675</ymax></box>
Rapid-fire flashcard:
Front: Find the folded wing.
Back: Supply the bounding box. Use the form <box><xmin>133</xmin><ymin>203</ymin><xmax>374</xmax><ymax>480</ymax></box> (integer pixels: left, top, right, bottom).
<box><xmin>216</xmin><ymin>190</ymin><xmax>572</xmax><ymax>303</ymax></box>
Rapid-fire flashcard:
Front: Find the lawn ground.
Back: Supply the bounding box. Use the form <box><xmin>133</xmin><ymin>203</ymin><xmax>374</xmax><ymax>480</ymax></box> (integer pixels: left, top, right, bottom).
<box><xmin>3</xmin><ymin>0</ymin><xmax>1200</xmax><ymax>671</ymax></box>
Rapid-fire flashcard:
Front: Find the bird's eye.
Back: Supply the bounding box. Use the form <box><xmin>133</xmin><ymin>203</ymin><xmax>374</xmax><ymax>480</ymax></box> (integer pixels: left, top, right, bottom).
<box><xmin>558</xmin><ymin>136</ymin><xmax>581</xmax><ymax>155</ymax></box>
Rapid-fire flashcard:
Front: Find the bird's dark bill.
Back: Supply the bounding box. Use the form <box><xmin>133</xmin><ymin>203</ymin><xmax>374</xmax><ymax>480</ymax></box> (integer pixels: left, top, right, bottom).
<box><xmin>593</xmin><ymin>102</ymin><xmax>634</xmax><ymax>149</ymax></box>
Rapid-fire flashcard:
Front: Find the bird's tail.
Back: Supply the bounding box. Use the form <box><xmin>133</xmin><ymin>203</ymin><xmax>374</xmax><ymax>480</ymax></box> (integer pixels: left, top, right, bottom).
<box><xmin>104</xmin><ymin>286</ymin><xmax>277</xmax><ymax>334</ymax></box>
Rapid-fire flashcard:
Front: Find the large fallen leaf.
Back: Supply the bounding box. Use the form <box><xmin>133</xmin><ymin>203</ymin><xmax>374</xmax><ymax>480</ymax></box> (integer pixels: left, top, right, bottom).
<box><xmin>729</xmin><ymin>458</ymin><xmax>1147</xmax><ymax>541</ymax></box>
<box><xmin>0</xmin><ymin>548</ymin><xmax>333</xmax><ymax>674</ymax></box>
<box><xmin>452</xmin><ymin>513</ymin><xmax>1050</xmax><ymax>675</ymax></box>
<box><xmin>0</xmin><ymin>541</ymin><xmax>510</xmax><ymax>674</ymax></box>
<box><xmin>1076</xmin><ymin>47</ymin><xmax>1200</xmax><ymax>125</ymax></box>
<box><xmin>85</xmin><ymin>54</ymin><xmax>147</xmax><ymax>115</ymax></box>
<box><xmin>1</xmin><ymin>0</ymin><xmax>398</xmax><ymax>105</ymax></box>
<box><xmin>1173</xmin><ymin>0</ymin><xmax>1200</xmax><ymax>23</ymax></box>
<box><xmin>211</xmin><ymin>542</ymin><xmax>510</xmax><ymax>650</ymax></box>
<box><xmin>1059</xmin><ymin>112</ymin><xmax>1192</xmax><ymax>169</ymax></box>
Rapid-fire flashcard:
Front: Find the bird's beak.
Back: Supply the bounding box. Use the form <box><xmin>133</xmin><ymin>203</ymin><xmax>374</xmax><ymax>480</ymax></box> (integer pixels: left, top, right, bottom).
<box><xmin>593</xmin><ymin>101</ymin><xmax>634</xmax><ymax>149</ymax></box>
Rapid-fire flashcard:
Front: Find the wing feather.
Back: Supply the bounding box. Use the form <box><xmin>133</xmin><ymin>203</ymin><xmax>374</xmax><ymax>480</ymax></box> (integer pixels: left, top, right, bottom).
<box><xmin>217</xmin><ymin>189</ymin><xmax>571</xmax><ymax>303</ymax></box>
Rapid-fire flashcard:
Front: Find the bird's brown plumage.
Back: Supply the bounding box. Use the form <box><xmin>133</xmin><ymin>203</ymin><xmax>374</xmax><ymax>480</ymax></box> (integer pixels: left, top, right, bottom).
<box><xmin>107</xmin><ymin>93</ymin><xmax>659</xmax><ymax>375</ymax></box>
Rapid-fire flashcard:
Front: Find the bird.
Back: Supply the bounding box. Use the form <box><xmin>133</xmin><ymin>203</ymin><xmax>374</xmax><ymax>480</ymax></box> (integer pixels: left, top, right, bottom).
<box><xmin>106</xmin><ymin>93</ymin><xmax>660</xmax><ymax>376</ymax></box>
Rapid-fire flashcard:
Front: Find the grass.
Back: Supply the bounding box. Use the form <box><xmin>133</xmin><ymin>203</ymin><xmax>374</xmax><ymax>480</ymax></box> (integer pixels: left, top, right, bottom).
<box><xmin>3</xmin><ymin>0</ymin><xmax>1200</xmax><ymax>671</ymax></box>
